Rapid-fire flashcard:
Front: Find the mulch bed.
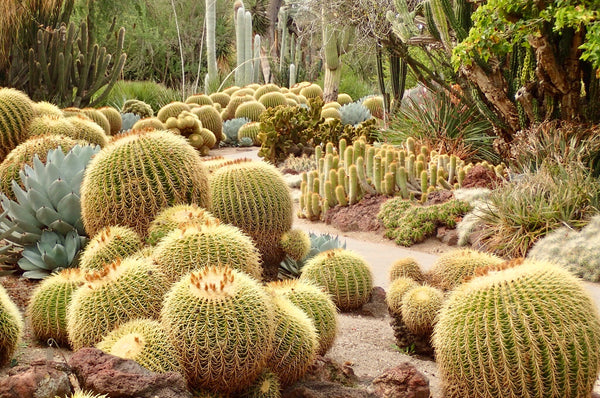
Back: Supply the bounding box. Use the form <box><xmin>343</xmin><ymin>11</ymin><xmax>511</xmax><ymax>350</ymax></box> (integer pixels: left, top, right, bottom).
<box><xmin>323</xmin><ymin>195</ymin><xmax>389</xmax><ymax>233</ymax></box>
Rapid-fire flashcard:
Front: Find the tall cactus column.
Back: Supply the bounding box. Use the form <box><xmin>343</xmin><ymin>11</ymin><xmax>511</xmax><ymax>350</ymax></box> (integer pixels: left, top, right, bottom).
<box><xmin>321</xmin><ymin>14</ymin><xmax>353</xmax><ymax>102</ymax></box>
<box><xmin>205</xmin><ymin>0</ymin><xmax>219</xmax><ymax>93</ymax></box>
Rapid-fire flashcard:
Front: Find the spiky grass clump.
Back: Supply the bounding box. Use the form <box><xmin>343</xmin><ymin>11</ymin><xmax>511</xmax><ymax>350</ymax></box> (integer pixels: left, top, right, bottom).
<box><xmin>389</xmin><ymin>257</ymin><xmax>425</xmax><ymax>283</ymax></box>
<box><xmin>66</xmin><ymin>257</ymin><xmax>170</xmax><ymax>350</ymax></box>
<box><xmin>161</xmin><ymin>266</ymin><xmax>275</xmax><ymax>393</ymax></box>
<box><xmin>80</xmin><ymin>130</ymin><xmax>211</xmax><ymax>238</ymax></box>
<box><xmin>266</xmin><ymin>294</ymin><xmax>318</xmax><ymax>386</ymax></box>
<box><xmin>385</xmin><ymin>277</ymin><xmax>419</xmax><ymax>316</ymax></box>
<box><xmin>299</xmin><ymin>249</ymin><xmax>373</xmax><ymax>311</ymax></box>
<box><xmin>428</xmin><ymin>248</ymin><xmax>504</xmax><ymax>291</ymax></box>
<box><xmin>97</xmin><ymin>318</ymin><xmax>181</xmax><ymax>373</ymax></box>
<box><xmin>280</xmin><ymin>229</ymin><xmax>311</xmax><ymax>261</ymax></box>
<box><xmin>0</xmin><ymin>284</ymin><xmax>23</xmax><ymax>366</ymax></box>
<box><xmin>400</xmin><ymin>285</ymin><xmax>444</xmax><ymax>335</ymax></box>
<box><xmin>147</xmin><ymin>204</ymin><xmax>216</xmax><ymax>246</ymax></box>
<box><xmin>240</xmin><ymin>370</ymin><xmax>281</xmax><ymax>398</ymax></box>
<box><xmin>153</xmin><ymin>220</ymin><xmax>263</xmax><ymax>283</ymax></box>
<box><xmin>27</xmin><ymin>269</ymin><xmax>85</xmax><ymax>346</ymax></box>
<box><xmin>268</xmin><ymin>279</ymin><xmax>338</xmax><ymax>355</ymax></box>
<box><xmin>433</xmin><ymin>260</ymin><xmax>600</xmax><ymax>398</ymax></box>
<box><xmin>79</xmin><ymin>226</ymin><xmax>143</xmax><ymax>272</ymax></box>
<box><xmin>0</xmin><ymin>87</ymin><xmax>35</xmax><ymax>160</ymax></box>
<box><xmin>210</xmin><ymin>161</ymin><xmax>293</xmax><ymax>281</ymax></box>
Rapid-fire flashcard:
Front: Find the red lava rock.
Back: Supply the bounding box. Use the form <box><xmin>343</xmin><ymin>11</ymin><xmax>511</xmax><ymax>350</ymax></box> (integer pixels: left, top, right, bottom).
<box><xmin>436</xmin><ymin>226</ymin><xmax>459</xmax><ymax>246</ymax></box>
<box><xmin>357</xmin><ymin>287</ymin><xmax>388</xmax><ymax>318</ymax></box>
<box><xmin>324</xmin><ymin>195</ymin><xmax>388</xmax><ymax>233</ymax></box>
<box><xmin>371</xmin><ymin>363</ymin><xmax>430</xmax><ymax>398</ymax></box>
<box><xmin>68</xmin><ymin>348</ymin><xmax>192</xmax><ymax>398</ymax></box>
<box><xmin>0</xmin><ymin>360</ymin><xmax>72</xmax><ymax>398</ymax></box>
<box><xmin>424</xmin><ymin>189</ymin><xmax>453</xmax><ymax>205</ymax></box>
<box><xmin>461</xmin><ymin>165</ymin><xmax>502</xmax><ymax>189</ymax></box>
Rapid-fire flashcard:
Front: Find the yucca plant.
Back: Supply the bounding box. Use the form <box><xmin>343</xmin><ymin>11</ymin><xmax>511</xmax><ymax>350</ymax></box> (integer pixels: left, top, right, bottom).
<box><xmin>384</xmin><ymin>87</ymin><xmax>498</xmax><ymax>164</ymax></box>
<box><xmin>278</xmin><ymin>232</ymin><xmax>346</xmax><ymax>279</ymax></box>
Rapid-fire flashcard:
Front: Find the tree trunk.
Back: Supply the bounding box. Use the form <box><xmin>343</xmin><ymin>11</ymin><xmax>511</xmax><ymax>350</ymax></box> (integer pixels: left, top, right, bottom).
<box><xmin>323</xmin><ymin>65</ymin><xmax>341</xmax><ymax>103</ymax></box>
<box><xmin>267</xmin><ymin>0</ymin><xmax>283</xmax><ymax>58</ymax></box>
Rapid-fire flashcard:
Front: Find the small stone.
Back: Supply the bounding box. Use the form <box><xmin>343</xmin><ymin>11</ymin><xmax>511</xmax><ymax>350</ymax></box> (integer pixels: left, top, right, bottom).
<box><xmin>358</xmin><ymin>287</ymin><xmax>388</xmax><ymax>318</ymax></box>
<box><xmin>371</xmin><ymin>363</ymin><xmax>430</xmax><ymax>398</ymax></box>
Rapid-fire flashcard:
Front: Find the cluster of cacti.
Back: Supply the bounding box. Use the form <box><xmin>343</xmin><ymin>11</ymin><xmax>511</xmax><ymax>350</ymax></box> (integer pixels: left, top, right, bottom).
<box><xmin>377</xmin><ymin>198</ymin><xmax>471</xmax><ymax>246</ymax></box>
<box><xmin>131</xmin><ymin>117</ymin><xmax>166</xmax><ymax>131</ymax></box>
<box><xmin>79</xmin><ymin>226</ymin><xmax>143</xmax><ymax>272</ymax></box>
<box><xmin>27</xmin><ymin>268</ymin><xmax>84</xmax><ymax>346</ymax></box>
<box><xmin>122</xmin><ymin>99</ymin><xmax>154</xmax><ymax>118</ymax></box>
<box><xmin>0</xmin><ymin>145</ymin><xmax>99</xmax><ymax>278</ymax></box>
<box><xmin>81</xmin><ymin>108</ymin><xmax>111</xmax><ymax>135</ymax></box>
<box><xmin>0</xmin><ymin>285</ymin><xmax>24</xmax><ymax>366</ymax></box>
<box><xmin>165</xmin><ymin>110</ymin><xmax>216</xmax><ymax>155</ymax></box>
<box><xmin>146</xmin><ymin>204</ymin><xmax>216</xmax><ymax>246</ymax></box>
<box><xmin>67</xmin><ymin>257</ymin><xmax>170</xmax><ymax>350</ymax></box>
<box><xmin>64</xmin><ymin>115</ymin><xmax>109</xmax><ymax>147</ymax></box>
<box><xmin>278</xmin><ymin>232</ymin><xmax>346</xmax><ymax>279</ymax></box>
<box><xmin>210</xmin><ymin>161</ymin><xmax>293</xmax><ymax>281</ymax></box>
<box><xmin>280</xmin><ymin>154</ymin><xmax>317</xmax><ymax>174</ymax></box>
<box><xmin>528</xmin><ymin>214</ymin><xmax>600</xmax><ymax>282</ymax></box>
<box><xmin>427</xmin><ymin>248</ymin><xmax>504</xmax><ymax>291</ymax></box>
<box><xmin>152</xmin><ymin>220</ymin><xmax>263</xmax><ymax>283</ymax></box>
<box><xmin>191</xmin><ymin>105</ymin><xmax>223</xmax><ymax>147</ymax></box>
<box><xmin>96</xmin><ymin>318</ymin><xmax>182</xmax><ymax>373</ymax></box>
<box><xmin>433</xmin><ymin>259</ymin><xmax>600</xmax><ymax>397</ymax></box>
<box><xmin>299</xmin><ymin>249</ymin><xmax>373</xmax><ymax>311</ymax></box>
<box><xmin>80</xmin><ymin>130</ymin><xmax>211</xmax><ymax>238</ymax></box>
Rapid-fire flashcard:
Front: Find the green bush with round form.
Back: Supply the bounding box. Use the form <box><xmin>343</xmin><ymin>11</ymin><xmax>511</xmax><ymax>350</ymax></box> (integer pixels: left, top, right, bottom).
<box><xmin>223</xmin><ymin>94</ymin><xmax>254</xmax><ymax>121</ymax></box>
<box><xmin>147</xmin><ymin>204</ymin><xmax>216</xmax><ymax>246</ymax></box>
<box><xmin>237</xmin><ymin>122</ymin><xmax>261</xmax><ymax>145</ymax></box>
<box><xmin>389</xmin><ymin>257</ymin><xmax>425</xmax><ymax>283</ymax></box>
<box><xmin>0</xmin><ymin>134</ymin><xmax>82</xmax><ymax>199</ymax></box>
<box><xmin>280</xmin><ymin>228</ymin><xmax>311</xmax><ymax>261</ymax></box>
<box><xmin>240</xmin><ymin>370</ymin><xmax>281</xmax><ymax>398</ymax></box>
<box><xmin>433</xmin><ymin>260</ymin><xmax>600</xmax><ymax>398</ymax></box>
<box><xmin>122</xmin><ymin>99</ymin><xmax>154</xmax><ymax>118</ymax></box>
<box><xmin>34</xmin><ymin>101</ymin><xmax>63</xmax><ymax>117</ymax></box>
<box><xmin>153</xmin><ymin>220</ymin><xmax>262</xmax><ymax>283</ymax></box>
<box><xmin>235</xmin><ymin>101</ymin><xmax>266</xmax><ymax>122</ymax></box>
<box><xmin>385</xmin><ymin>276</ymin><xmax>419</xmax><ymax>316</ymax></box>
<box><xmin>82</xmin><ymin>108</ymin><xmax>111</xmax><ymax>135</ymax></box>
<box><xmin>210</xmin><ymin>161</ymin><xmax>293</xmax><ymax>280</ymax></box>
<box><xmin>267</xmin><ymin>280</ymin><xmax>337</xmax><ymax>355</ymax></box>
<box><xmin>96</xmin><ymin>318</ymin><xmax>182</xmax><ymax>373</ymax></box>
<box><xmin>0</xmin><ymin>87</ymin><xmax>35</xmax><ymax>160</ymax></box>
<box><xmin>400</xmin><ymin>285</ymin><xmax>444</xmax><ymax>336</ymax></box>
<box><xmin>66</xmin><ymin>115</ymin><xmax>109</xmax><ymax>147</ymax></box>
<box><xmin>362</xmin><ymin>96</ymin><xmax>384</xmax><ymax>119</ymax></box>
<box><xmin>80</xmin><ymin>130</ymin><xmax>211</xmax><ymax>238</ymax></box>
<box><xmin>157</xmin><ymin>101</ymin><xmax>191</xmax><ymax>123</ymax></box>
<box><xmin>320</xmin><ymin>107</ymin><xmax>341</xmax><ymax>120</ymax></box>
<box><xmin>160</xmin><ymin>266</ymin><xmax>275</xmax><ymax>394</ymax></box>
<box><xmin>267</xmin><ymin>294</ymin><xmax>318</xmax><ymax>386</ymax></box>
<box><xmin>98</xmin><ymin>106</ymin><xmax>122</xmax><ymax>134</ymax></box>
<box><xmin>337</xmin><ymin>93</ymin><xmax>353</xmax><ymax>105</ymax></box>
<box><xmin>131</xmin><ymin>117</ymin><xmax>166</xmax><ymax>132</ymax></box>
<box><xmin>254</xmin><ymin>84</ymin><xmax>281</xmax><ymax>100</ymax></box>
<box><xmin>0</xmin><ymin>284</ymin><xmax>23</xmax><ymax>366</ymax></box>
<box><xmin>27</xmin><ymin>115</ymin><xmax>75</xmax><ymax>139</ymax></box>
<box><xmin>79</xmin><ymin>225</ymin><xmax>143</xmax><ymax>272</ymax></box>
<box><xmin>258</xmin><ymin>92</ymin><xmax>287</xmax><ymax>109</ymax></box>
<box><xmin>428</xmin><ymin>248</ymin><xmax>504</xmax><ymax>291</ymax></box>
<box><xmin>192</xmin><ymin>105</ymin><xmax>223</xmax><ymax>147</ymax></box>
<box><xmin>299</xmin><ymin>84</ymin><xmax>323</xmax><ymax>99</ymax></box>
<box><xmin>209</xmin><ymin>92</ymin><xmax>231</xmax><ymax>108</ymax></box>
<box><xmin>67</xmin><ymin>256</ymin><xmax>170</xmax><ymax>350</ymax></box>
<box><xmin>27</xmin><ymin>268</ymin><xmax>84</xmax><ymax>346</ymax></box>
<box><xmin>299</xmin><ymin>249</ymin><xmax>373</xmax><ymax>311</ymax></box>
<box><xmin>185</xmin><ymin>94</ymin><xmax>214</xmax><ymax>106</ymax></box>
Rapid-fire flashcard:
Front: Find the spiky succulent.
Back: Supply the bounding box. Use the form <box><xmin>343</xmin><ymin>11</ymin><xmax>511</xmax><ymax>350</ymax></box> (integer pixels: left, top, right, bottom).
<box><xmin>400</xmin><ymin>285</ymin><xmax>444</xmax><ymax>336</ymax></box>
<box><xmin>0</xmin><ymin>284</ymin><xmax>24</xmax><ymax>366</ymax></box>
<box><xmin>209</xmin><ymin>92</ymin><xmax>231</xmax><ymax>108</ymax></box>
<box><xmin>427</xmin><ymin>248</ymin><xmax>504</xmax><ymax>291</ymax></box>
<box><xmin>66</xmin><ymin>115</ymin><xmax>109</xmax><ymax>147</ymax></box>
<box><xmin>299</xmin><ymin>84</ymin><xmax>323</xmax><ymax>99</ymax></box>
<box><xmin>0</xmin><ymin>87</ymin><xmax>35</xmax><ymax>160</ymax></box>
<box><xmin>79</xmin><ymin>225</ymin><xmax>143</xmax><ymax>272</ymax></box>
<box><xmin>339</xmin><ymin>102</ymin><xmax>372</xmax><ymax>126</ymax></box>
<box><xmin>131</xmin><ymin>117</ymin><xmax>165</xmax><ymax>132</ymax></box>
<box><xmin>279</xmin><ymin>232</ymin><xmax>346</xmax><ymax>279</ymax></box>
<box><xmin>81</xmin><ymin>108</ymin><xmax>111</xmax><ymax>135</ymax></box>
<box><xmin>98</xmin><ymin>106</ymin><xmax>122</xmax><ymax>134</ymax></box>
<box><xmin>191</xmin><ymin>105</ymin><xmax>223</xmax><ymax>147</ymax></box>
<box><xmin>0</xmin><ymin>145</ymin><xmax>99</xmax><ymax>278</ymax></box>
<box><xmin>80</xmin><ymin>130</ymin><xmax>211</xmax><ymax>238</ymax></box>
<box><xmin>389</xmin><ymin>257</ymin><xmax>425</xmax><ymax>283</ymax></box>
<box><xmin>120</xmin><ymin>112</ymin><xmax>141</xmax><ymax>131</ymax></box>
<box><xmin>433</xmin><ymin>260</ymin><xmax>600</xmax><ymax>398</ymax></box>
<box><xmin>122</xmin><ymin>99</ymin><xmax>154</xmax><ymax>118</ymax></box>
<box><xmin>239</xmin><ymin>370</ymin><xmax>281</xmax><ymax>398</ymax></box>
<box><xmin>299</xmin><ymin>249</ymin><xmax>373</xmax><ymax>311</ymax></box>
<box><xmin>147</xmin><ymin>204</ymin><xmax>216</xmax><ymax>246</ymax></box>
<box><xmin>385</xmin><ymin>276</ymin><xmax>420</xmax><ymax>316</ymax></box>
<box><xmin>185</xmin><ymin>94</ymin><xmax>213</xmax><ymax>106</ymax></box>
<box><xmin>259</xmin><ymin>92</ymin><xmax>287</xmax><ymax>109</ymax></box>
<box><xmin>279</xmin><ymin>229</ymin><xmax>311</xmax><ymax>262</ymax></box>
<box><xmin>337</xmin><ymin>93</ymin><xmax>353</xmax><ymax>105</ymax></box>
<box><xmin>157</xmin><ymin>101</ymin><xmax>191</xmax><ymax>123</ymax></box>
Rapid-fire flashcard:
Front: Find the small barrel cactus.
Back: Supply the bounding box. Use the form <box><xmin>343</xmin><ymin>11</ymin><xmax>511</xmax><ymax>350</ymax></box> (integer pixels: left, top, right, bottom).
<box><xmin>400</xmin><ymin>285</ymin><xmax>444</xmax><ymax>336</ymax></box>
<box><xmin>209</xmin><ymin>92</ymin><xmax>231</xmax><ymax>108</ymax></box>
<box><xmin>234</xmin><ymin>101</ymin><xmax>266</xmax><ymax>122</ymax></box>
<box><xmin>185</xmin><ymin>94</ymin><xmax>213</xmax><ymax>106</ymax></box>
<box><xmin>279</xmin><ymin>228</ymin><xmax>311</xmax><ymax>262</ymax></box>
<box><xmin>385</xmin><ymin>276</ymin><xmax>419</xmax><ymax>316</ymax></box>
<box><xmin>191</xmin><ymin>105</ymin><xmax>223</xmax><ymax>147</ymax></box>
<box><xmin>258</xmin><ymin>92</ymin><xmax>287</xmax><ymax>109</ymax></box>
<box><xmin>66</xmin><ymin>115</ymin><xmax>109</xmax><ymax>147</ymax></box>
<box><xmin>96</xmin><ymin>318</ymin><xmax>182</xmax><ymax>373</ymax></box>
<box><xmin>0</xmin><ymin>87</ymin><xmax>35</xmax><ymax>160</ymax></box>
<box><xmin>122</xmin><ymin>99</ymin><xmax>154</xmax><ymax>118</ymax></box>
<box><xmin>34</xmin><ymin>101</ymin><xmax>63</xmax><ymax>117</ymax></box>
<box><xmin>337</xmin><ymin>93</ymin><xmax>353</xmax><ymax>105</ymax></box>
<box><xmin>253</xmin><ymin>84</ymin><xmax>281</xmax><ymax>100</ymax></box>
<box><xmin>160</xmin><ymin>266</ymin><xmax>275</xmax><ymax>394</ymax></box>
<box><xmin>81</xmin><ymin>108</ymin><xmax>111</xmax><ymax>135</ymax></box>
<box><xmin>433</xmin><ymin>259</ymin><xmax>600</xmax><ymax>398</ymax></box>
<box><xmin>299</xmin><ymin>249</ymin><xmax>373</xmax><ymax>311</ymax></box>
<box><xmin>0</xmin><ymin>284</ymin><xmax>24</xmax><ymax>366</ymax></box>
<box><xmin>157</xmin><ymin>101</ymin><xmax>191</xmax><ymax>123</ymax></box>
<box><xmin>239</xmin><ymin>370</ymin><xmax>281</xmax><ymax>398</ymax></box>
<box><xmin>79</xmin><ymin>225</ymin><xmax>143</xmax><ymax>272</ymax></box>
<box><xmin>147</xmin><ymin>204</ymin><xmax>216</xmax><ymax>246</ymax></box>
<box><xmin>27</xmin><ymin>268</ymin><xmax>85</xmax><ymax>346</ymax></box>
<box><xmin>389</xmin><ymin>257</ymin><xmax>425</xmax><ymax>283</ymax></box>
<box><xmin>428</xmin><ymin>248</ymin><xmax>504</xmax><ymax>290</ymax></box>
<box><xmin>98</xmin><ymin>106</ymin><xmax>122</xmax><ymax>134</ymax></box>
<box><xmin>27</xmin><ymin>115</ymin><xmax>75</xmax><ymax>139</ymax></box>
<box><xmin>131</xmin><ymin>117</ymin><xmax>165</xmax><ymax>132</ymax></box>
<box><xmin>237</xmin><ymin>122</ymin><xmax>261</xmax><ymax>145</ymax></box>
<box><xmin>299</xmin><ymin>84</ymin><xmax>323</xmax><ymax>99</ymax></box>
<box><xmin>80</xmin><ymin>130</ymin><xmax>211</xmax><ymax>238</ymax></box>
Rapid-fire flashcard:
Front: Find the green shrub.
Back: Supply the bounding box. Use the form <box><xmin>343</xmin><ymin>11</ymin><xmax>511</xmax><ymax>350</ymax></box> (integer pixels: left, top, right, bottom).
<box><xmin>95</xmin><ymin>80</ymin><xmax>180</xmax><ymax>113</ymax></box>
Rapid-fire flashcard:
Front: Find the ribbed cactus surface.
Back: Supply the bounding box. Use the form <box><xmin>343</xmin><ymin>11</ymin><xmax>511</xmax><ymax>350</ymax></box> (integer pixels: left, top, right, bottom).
<box><xmin>428</xmin><ymin>248</ymin><xmax>504</xmax><ymax>290</ymax></box>
<box><xmin>0</xmin><ymin>284</ymin><xmax>23</xmax><ymax>366</ymax></box>
<box><xmin>79</xmin><ymin>225</ymin><xmax>143</xmax><ymax>271</ymax></box>
<box><xmin>0</xmin><ymin>88</ymin><xmax>35</xmax><ymax>160</ymax></box>
<box><xmin>80</xmin><ymin>130</ymin><xmax>211</xmax><ymax>237</ymax></box>
<box><xmin>433</xmin><ymin>260</ymin><xmax>600</xmax><ymax>398</ymax></box>
<box><xmin>147</xmin><ymin>204</ymin><xmax>216</xmax><ymax>246</ymax></box>
<box><xmin>239</xmin><ymin>370</ymin><xmax>281</xmax><ymax>398</ymax></box>
<box><xmin>389</xmin><ymin>257</ymin><xmax>425</xmax><ymax>283</ymax></box>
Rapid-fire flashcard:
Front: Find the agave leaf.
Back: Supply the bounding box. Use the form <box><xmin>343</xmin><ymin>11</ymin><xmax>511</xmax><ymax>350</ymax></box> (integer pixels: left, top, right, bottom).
<box><xmin>12</xmin><ymin>231</ymin><xmax>42</xmax><ymax>246</ymax></box>
<box><xmin>69</xmin><ymin>170</ymin><xmax>85</xmax><ymax>193</ymax></box>
<box><xmin>4</xmin><ymin>201</ymin><xmax>42</xmax><ymax>230</ymax></box>
<box><xmin>41</xmin><ymin>244</ymin><xmax>68</xmax><ymax>269</ymax></box>
<box><xmin>47</xmin><ymin>178</ymin><xmax>72</xmax><ymax>207</ymax></box>
<box><xmin>10</xmin><ymin>181</ymin><xmax>30</xmax><ymax>207</ymax></box>
<box><xmin>22</xmin><ymin>269</ymin><xmax>51</xmax><ymax>279</ymax></box>
<box><xmin>48</xmin><ymin>219</ymin><xmax>78</xmax><ymax>235</ymax></box>
<box><xmin>41</xmin><ymin>163</ymin><xmax>63</xmax><ymax>187</ymax></box>
<box><xmin>56</xmin><ymin>193</ymin><xmax>82</xmax><ymax>226</ymax></box>
<box><xmin>64</xmin><ymin>230</ymin><xmax>83</xmax><ymax>262</ymax></box>
<box><xmin>19</xmin><ymin>249</ymin><xmax>47</xmax><ymax>270</ymax></box>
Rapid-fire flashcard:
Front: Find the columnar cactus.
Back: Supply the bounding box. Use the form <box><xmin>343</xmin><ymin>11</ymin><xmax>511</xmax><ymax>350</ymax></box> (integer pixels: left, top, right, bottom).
<box><xmin>299</xmin><ymin>249</ymin><xmax>373</xmax><ymax>311</ymax></box>
<box><xmin>80</xmin><ymin>130</ymin><xmax>211</xmax><ymax>238</ymax></box>
<box><xmin>0</xmin><ymin>88</ymin><xmax>35</xmax><ymax>160</ymax></box>
<box><xmin>160</xmin><ymin>266</ymin><xmax>275</xmax><ymax>393</ymax></box>
<box><xmin>433</xmin><ymin>260</ymin><xmax>600</xmax><ymax>398</ymax></box>
<box><xmin>210</xmin><ymin>161</ymin><xmax>293</xmax><ymax>280</ymax></box>
<box><xmin>79</xmin><ymin>225</ymin><xmax>143</xmax><ymax>272</ymax></box>
<box><xmin>0</xmin><ymin>284</ymin><xmax>23</xmax><ymax>366</ymax></box>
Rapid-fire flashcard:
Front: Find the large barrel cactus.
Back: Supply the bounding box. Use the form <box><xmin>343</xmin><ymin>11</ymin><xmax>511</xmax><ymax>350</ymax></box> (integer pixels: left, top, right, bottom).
<box><xmin>210</xmin><ymin>161</ymin><xmax>293</xmax><ymax>280</ymax></box>
<box><xmin>0</xmin><ymin>284</ymin><xmax>23</xmax><ymax>366</ymax></box>
<box><xmin>428</xmin><ymin>248</ymin><xmax>504</xmax><ymax>291</ymax></box>
<box><xmin>433</xmin><ymin>259</ymin><xmax>600</xmax><ymax>398</ymax></box>
<box><xmin>79</xmin><ymin>225</ymin><xmax>143</xmax><ymax>272</ymax></box>
<box><xmin>0</xmin><ymin>88</ymin><xmax>35</xmax><ymax>160</ymax></box>
<box><xmin>80</xmin><ymin>130</ymin><xmax>211</xmax><ymax>238</ymax></box>
<box><xmin>146</xmin><ymin>204</ymin><xmax>216</xmax><ymax>246</ymax></box>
